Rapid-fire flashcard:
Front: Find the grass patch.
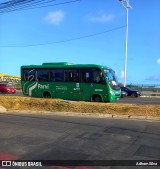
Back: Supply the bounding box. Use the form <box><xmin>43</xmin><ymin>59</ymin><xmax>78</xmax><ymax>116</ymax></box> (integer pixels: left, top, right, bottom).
<box><xmin>0</xmin><ymin>96</ymin><xmax>160</xmax><ymax>116</ymax></box>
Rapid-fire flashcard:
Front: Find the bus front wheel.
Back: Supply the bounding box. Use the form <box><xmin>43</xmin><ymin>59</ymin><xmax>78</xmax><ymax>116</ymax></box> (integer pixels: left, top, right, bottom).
<box><xmin>92</xmin><ymin>95</ymin><xmax>102</xmax><ymax>102</ymax></box>
<box><xmin>43</xmin><ymin>92</ymin><xmax>51</xmax><ymax>98</ymax></box>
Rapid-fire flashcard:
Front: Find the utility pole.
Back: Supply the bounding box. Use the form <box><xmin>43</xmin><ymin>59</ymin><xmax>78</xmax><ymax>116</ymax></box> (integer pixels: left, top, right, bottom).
<box><xmin>119</xmin><ymin>0</ymin><xmax>132</xmax><ymax>87</ymax></box>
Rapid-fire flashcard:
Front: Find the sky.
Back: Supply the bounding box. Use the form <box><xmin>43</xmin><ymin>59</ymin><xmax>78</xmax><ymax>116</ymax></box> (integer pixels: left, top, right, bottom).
<box><xmin>0</xmin><ymin>0</ymin><xmax>160</xmax><ymax>85</ymax></box>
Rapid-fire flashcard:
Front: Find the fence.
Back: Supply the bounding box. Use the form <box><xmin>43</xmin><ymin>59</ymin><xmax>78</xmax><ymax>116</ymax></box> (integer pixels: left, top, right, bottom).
<box><xmin>127</xmin><ymin>85</ymin><xmax>160</xmax><ymax>97</ymax></box>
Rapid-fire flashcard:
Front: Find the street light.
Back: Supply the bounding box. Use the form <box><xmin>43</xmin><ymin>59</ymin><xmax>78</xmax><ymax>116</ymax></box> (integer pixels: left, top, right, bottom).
<box><xmin>119</xmin><ymin>0</ymin><xmax>132</xmax><ymax>87</ymax></box>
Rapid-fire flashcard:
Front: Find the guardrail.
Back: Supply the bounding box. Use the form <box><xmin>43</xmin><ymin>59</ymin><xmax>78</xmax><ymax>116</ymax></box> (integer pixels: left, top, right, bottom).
<box><xmin>128</xmin><ymin>86</ymin><xmax>160</xmax><ymax>97</ymax></box>
<box><xmin>142</xmin><ymin>92</ymin><xmax>160</xmax><ymax>97</ymax></box>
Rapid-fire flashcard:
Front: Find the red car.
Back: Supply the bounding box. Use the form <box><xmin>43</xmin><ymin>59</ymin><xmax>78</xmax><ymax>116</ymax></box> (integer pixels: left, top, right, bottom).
<box><xmin>0</xmin><ymin>83</ymin><xmax>16</xmax><ymax>94</ymax></box>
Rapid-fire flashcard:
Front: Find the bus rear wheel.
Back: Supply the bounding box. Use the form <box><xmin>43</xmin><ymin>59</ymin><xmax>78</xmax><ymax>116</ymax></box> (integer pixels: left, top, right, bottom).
<box><xmin>92</xmin><ymin>95</ymin><xmax>102</xmax><ymax>102</ymax></box>
<box><xmin>43</xmin><ymin>92</ymin><xmax>51</xmax><ymax>98</ymax></box>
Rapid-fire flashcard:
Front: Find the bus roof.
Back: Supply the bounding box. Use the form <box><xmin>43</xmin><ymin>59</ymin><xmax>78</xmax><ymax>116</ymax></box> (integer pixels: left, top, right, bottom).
<box><xmin>21</xmin><ymin>62</ymin><xmax>110</xmax><ymax>69</ymax></box>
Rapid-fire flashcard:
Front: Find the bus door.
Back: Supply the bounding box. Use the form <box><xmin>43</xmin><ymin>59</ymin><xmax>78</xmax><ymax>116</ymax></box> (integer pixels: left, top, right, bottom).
<box><xmin>90</xmin><ymin>69</ymin><xmax>107</xmax><ymax>101</ymax></box>
<box><xmin>80</xmin><ymin>70</ymin><xmax>92</xmax><ymax>101</ymax></box>
<box><xmin>50</xmin><ymin>69</ymin><xmax>66</xmax><ymax>99</ymax></box>
<box><xmin>80</xmin><ymin>69</ymin><xmax>106</xmax><ymax>101</ymax></box>
<box><xmin>63</xmin><ymin>69</ymin><xmax>81</xmax><ymax>101</ymax></box>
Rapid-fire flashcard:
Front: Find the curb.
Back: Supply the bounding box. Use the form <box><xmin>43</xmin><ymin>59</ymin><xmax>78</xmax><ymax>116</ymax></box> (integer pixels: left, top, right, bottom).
<box><xmin>0</xmin><ymin>106</ymin><xmax>7</xmax><ymax>112</ymax></box>
<box><xmin>0</xmin><ymin>109</ymin><xmax>159</xmax><ymax>121</ymax></box>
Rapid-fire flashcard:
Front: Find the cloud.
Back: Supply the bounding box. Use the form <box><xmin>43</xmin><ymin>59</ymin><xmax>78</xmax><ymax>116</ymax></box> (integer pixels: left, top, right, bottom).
<box><xmin>157</xmin><ymin>58</ymin><xmax>160</xmax><ymax>64</ymax></box>
<box><xmin>145</xmin><ymin>75</ymin><xmax>160</xmax><ymax>82</ymax></box>
<box><xmin>44</xmin><ymin>10</ymin><xmax>64</xmax><ymax>25</ymax></box>
<box><xmin>87</xmin><ymin>11</ymin><xmax>114</xmax><ymax>23</ymax></box>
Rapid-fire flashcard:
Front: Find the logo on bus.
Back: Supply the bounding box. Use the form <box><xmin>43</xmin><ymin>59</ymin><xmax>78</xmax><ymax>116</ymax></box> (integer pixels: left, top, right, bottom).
<box><xmin>38</xmin><ymin>84</ymin><xmax>49</xmax><ymax>89</ymax></box>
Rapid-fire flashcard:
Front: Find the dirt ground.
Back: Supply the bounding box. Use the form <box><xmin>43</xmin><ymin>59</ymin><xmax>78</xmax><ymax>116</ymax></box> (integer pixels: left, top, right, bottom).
<box><xmin>0</xmin><ymin>96</ymin><xmax>160</xmax><ymax>117</ymax></box>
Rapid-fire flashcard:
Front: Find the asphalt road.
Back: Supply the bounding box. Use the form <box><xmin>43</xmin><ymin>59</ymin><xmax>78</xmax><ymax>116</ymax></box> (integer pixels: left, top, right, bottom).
<box><xmin>116</xmin><ymin>97</ymin><xmax>160</xmax><ymax>105</ymax></box>
<box><xmin>0</xmin><ymin>113</ymin><xmax>160</xmax><ymax>169</ymax></box>
<box><xmin>0</xmin><ymin>90</ymin><xmax>160</xmax><ymax>105</ymax></box>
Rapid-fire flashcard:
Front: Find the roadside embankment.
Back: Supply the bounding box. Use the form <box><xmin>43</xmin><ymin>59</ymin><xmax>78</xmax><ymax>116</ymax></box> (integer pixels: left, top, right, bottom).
<box><xmin>0</xmin><ymin>96</ymin><xmax>160</xmax><ymax>118</ymax></box>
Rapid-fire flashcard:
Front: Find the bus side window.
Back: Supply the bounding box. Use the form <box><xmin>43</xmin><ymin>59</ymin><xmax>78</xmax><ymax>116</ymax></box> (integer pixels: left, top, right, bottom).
<box><xmin>69</xmin><ymin>72</ymin><xmax>73</xmax><ymax>82</ymax></box>
<box><xmin>81</xmin><ymin>72</ymin><xmax>88</xmax><ymax>82</ymax></box>
<box><xmin>55</xmin><ymin>70</ymin><xmax>64</xmax><ymax>82</ymax></box>
<box><xmin>37</xmin><ymin>69</ymin><xmax>49</xmax><ymax>81</ymax></box>
<box><xmin>93</xmin><ymin>70</ymin><xmax>105</xmax><ymax>84</ymax></box>
<box><xmin>65</xmin><ymin>69</ymin><xmax>79</xmax><ymax>82</ymax></box>
<box><xmin>81</xmin><ymin>71</ymin><xmax>92</xmax><ymax>83</ymax></box>
<box><xmin>23</xmin><ymin>69</ymin><xmax>29</xmax><ymax>81</ymax></box>
<box><xmin>73</xmin><ymin>71</ymin><xmax>79</xmax><ymax>82</ymax></box>
<box><xmin>50</xmin><ymin>71</ymin><xmax>55</xmax><ymax>81</ymax></box>
<box><xmin>28</xmin><ymin>69</ymin><xmax>36</xmax><ymax>81</ymax></box>
<box><xmin>86</xmin><ymin>72</ymin><xmax>91</xmax><ymax>82</ymax></box>
<box><xmin>23</xmin><ymin>69</ymin><xmax>36</xmax><ymax>81</ymax></box>
<box><xmin>23</xmin><ymin>72</ymin><xmax>28</xmax><ymax>81</ymax></box>
<box><xmin>81</xmin><ymin>72</ymin><xmax>86</xmax><ymax>82</ymax></box>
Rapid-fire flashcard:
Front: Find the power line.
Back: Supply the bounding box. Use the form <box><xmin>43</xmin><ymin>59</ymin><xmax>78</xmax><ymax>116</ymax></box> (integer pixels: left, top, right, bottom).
<box><xmin>0</xmin><ymin>0</ymin><xmax>79</xmax><ymax>13</ymax></box>
<box><xmin>0</xmin><ymin>0</ymin><xmax>81</xmax><ymax>14</ymax></box>
<box><xmin>0</xmin><ymin>25</ymin><xmax>126</xmax><ymax>48</ymax></box>
<box><xmin>0</xmin><ymin>0</ymin><xmax>54</xmax><ymax>9</ymax></box>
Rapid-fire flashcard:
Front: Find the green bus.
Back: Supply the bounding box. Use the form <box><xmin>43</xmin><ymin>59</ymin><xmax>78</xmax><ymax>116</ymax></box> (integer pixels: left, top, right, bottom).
<box><xmin>21</xmin><ymin>62</ymin><xmax>121</xmax><ymax>102</ymax></box>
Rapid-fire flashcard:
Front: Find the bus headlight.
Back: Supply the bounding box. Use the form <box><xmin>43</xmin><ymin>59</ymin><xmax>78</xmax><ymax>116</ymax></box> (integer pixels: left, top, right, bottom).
<box><xmin>110</xmin><ymin>90</ymin><xmax>115</xmax><ymax>95</ymax></box>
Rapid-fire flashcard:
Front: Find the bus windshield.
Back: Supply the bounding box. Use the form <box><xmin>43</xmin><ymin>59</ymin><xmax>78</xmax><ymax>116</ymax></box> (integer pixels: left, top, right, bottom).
<box><xmin>103</xmin><ymin>69</ymin><xmax>119</xmax><ymax>90</ymax></box>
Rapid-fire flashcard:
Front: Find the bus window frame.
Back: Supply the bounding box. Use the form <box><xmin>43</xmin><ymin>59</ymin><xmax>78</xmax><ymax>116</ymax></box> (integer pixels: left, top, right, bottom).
<box><xmin>22</xmin><ymin>67</ymin><xmax>106</xmax><ymax>85</ymax></box>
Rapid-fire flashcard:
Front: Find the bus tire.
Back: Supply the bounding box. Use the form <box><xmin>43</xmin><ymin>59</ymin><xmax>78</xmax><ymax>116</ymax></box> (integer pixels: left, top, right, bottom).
<box><xmin>43</xmin><ymin>92</ymin><xmax>51</xmax><ymax>98</ymax></box>
<box><xmin>92</xmin><ymin>95</ymin><xmax>102</xmax><ymax>102</ymax></box>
